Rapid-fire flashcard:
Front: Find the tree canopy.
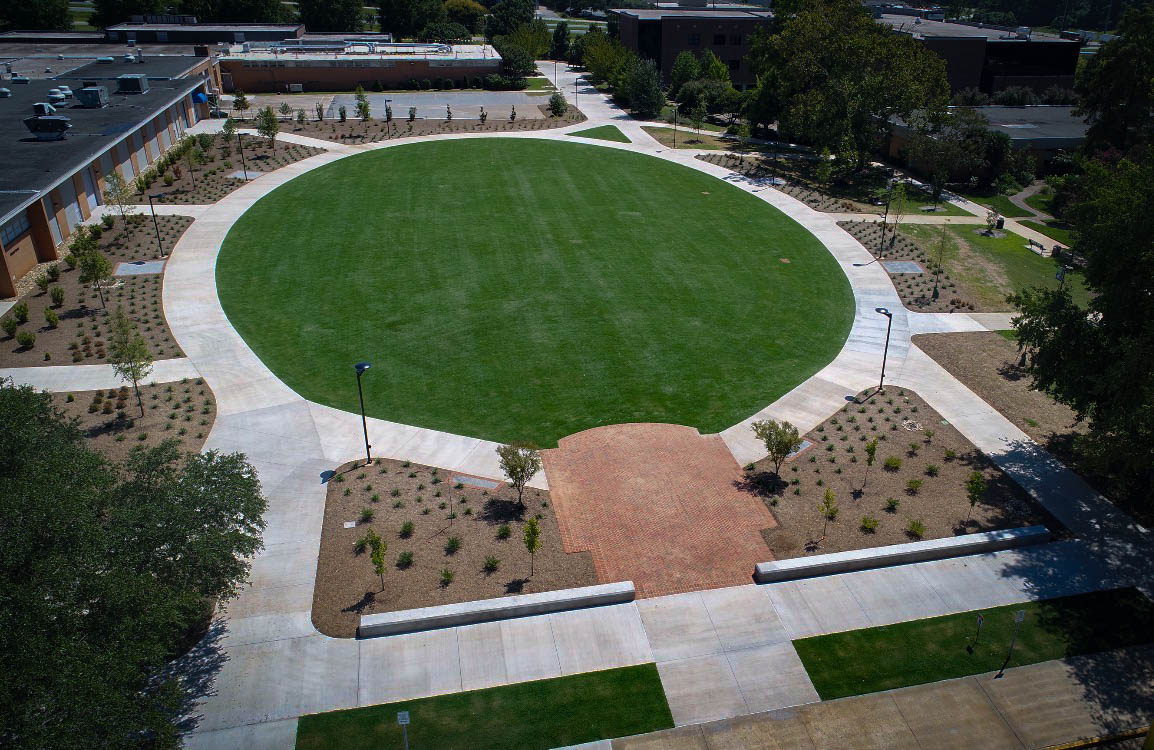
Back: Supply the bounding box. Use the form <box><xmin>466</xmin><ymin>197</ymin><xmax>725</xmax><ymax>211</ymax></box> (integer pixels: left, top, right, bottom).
<box><xmin>0</xmin><ymin>0</ymin><xmax>70</xmax><ymax>30</ymax></box>
<box><xmin>485</xmin><ymin>0</ymin><xmax>533</xmax><ymax>39</ymax></box>
<box><xmin>297</xmin><ymin>0</ymin><xmax>365</xmax><ymax>31</ymax></box>
<box><xmin>378</xmin><ymin>0</ymin><xmax>446</xmax><ymax>38</ymax></box>
<box><xmin>1075</xmin><ymin>3</ymin><xmax>1154</xmax><ymax>157</ymax></box>
<box><xmin>0</xmin><ymin>382</ymin><xmax>267</xmax><ymax>748</ymax></box>
<box><xmin>444</xmin><ymin>0</ymin><xmax>486</xmax><ymax>32</ymax></box>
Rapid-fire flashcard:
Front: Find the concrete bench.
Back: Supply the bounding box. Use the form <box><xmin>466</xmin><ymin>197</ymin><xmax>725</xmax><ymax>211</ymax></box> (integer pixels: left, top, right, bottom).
<box><xmin>357</xmin><ymin>581</ymin><xmax>636</xmax><ymax>638</ymax></box>
<box><xmin>753</xmin><ymin>525</ymin><xmax>1051</xmax><ymax>584</ymax></box>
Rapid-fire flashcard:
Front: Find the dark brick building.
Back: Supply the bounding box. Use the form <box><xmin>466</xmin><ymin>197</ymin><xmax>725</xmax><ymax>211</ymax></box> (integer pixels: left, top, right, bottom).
<box><xmin>613</xmin><ymin>9</ymin><xmax>773</xmax><ymax>90</ymax></box>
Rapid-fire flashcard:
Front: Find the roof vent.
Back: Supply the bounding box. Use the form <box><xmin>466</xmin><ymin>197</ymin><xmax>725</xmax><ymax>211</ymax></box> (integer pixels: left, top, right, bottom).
<box><xmin>46</xmin><ymin>88</ymin><xmax>65</xmax><ymax>103</ymax></box>
<box><xmin>76</xmin><ymin>86</ymin><xmax>110</xmax><ymax>108</ymax></box>
<box><xmin>0</xmin><ymin>88</ymin><xmax>10</xmax><ymax>98</ymax></box>
<box><xmin>33</xmin><ymin>102</ymin><xmax>57</xmax><ymax>116</ymax></box>
<box><xmin>57</xmin><ymin>85</ymin><xmax>73</xmax><ymax>98</ymax></box>
<box><xmin>96</xmin><ymin>56</ymin><xmax>115</xmax><ymax>63</ymax></box>
<box><xmin>116</xmin><ymin>74</ymin><xmax>149</xmax><ymax>94</ymax></box>
<box><xmin>123</xmin><ymin>53</ymin><xmax>136</xmax><ymax>63</ymax></box>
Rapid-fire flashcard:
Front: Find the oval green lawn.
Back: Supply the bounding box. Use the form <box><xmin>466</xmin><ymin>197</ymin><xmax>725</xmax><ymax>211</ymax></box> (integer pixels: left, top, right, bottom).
<box><xmin>217</xmin><ymin>138</ymin><xmax>853</xmax><ymax>446</ymax></box>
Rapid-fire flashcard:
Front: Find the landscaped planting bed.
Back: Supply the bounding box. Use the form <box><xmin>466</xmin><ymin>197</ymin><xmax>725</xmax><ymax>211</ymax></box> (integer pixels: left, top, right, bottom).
<box><xmin>282</xmin><ymin>104</ymin><xmax>585</xmax><ymax>145</ymax></box>
<box><xmin>135</xmin><ymin>133</ymin><xmax>325</xmax><ymax>206</ymax></box>
<box><xmin>49</xmin><ymin>377</ymin><xmax>216</xmax><ymax>462</ymax></box>
<box><xmin>312</xmin><ymin>457</ymin><xmax>597</xmax><ymax>638</ymax></box>
<box><xmin>0</xmin><ymin>217</ymin><xmax>190</xmax><ymax>368</ymax></box>
<box><xmin>741</xmin><ymin>388</ymin><xmax>1054</xmax><ymax>559</ymax></box>
<box><xmin>795</xmin><ymin>588</ymin><xmax>1154</xmax><ymax>699</ymax></box>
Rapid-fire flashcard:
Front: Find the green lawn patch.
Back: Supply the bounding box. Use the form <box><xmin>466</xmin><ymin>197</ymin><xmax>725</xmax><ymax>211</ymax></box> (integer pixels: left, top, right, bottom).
<box><xmin>908</xmin><ymin>201</ymin><xmax>974</xmax><ymax>217</ymax></box>
<box><xmin>218</xmin><ymin>139</ymin><xmax>852</xmax><ymax>446</ymax></box>
<box><xmin>524</xmin><ymin>76</ymin><xmax>555</xmax><ymax>92</ymax></box>
<box><xmin>657</xmin><ymin>105</ymin><xmax>726</xmax><ymax>132</ymax></box>
<box><xmin>898</xmin><ymin>223</ymin><xmax>1089</xmax><ymax>309</ymax></box>
<box><xmin>996</xmin><ymin>328</ymin><xmax>1019</xmax><ymax>340</ymax></box>
<box><xmin>1020</xmin><ymin>219</ymin><xmax>1074</xmax><ymax>247</ymax></box>
<box><xmin>1023</xmin><ymin>191</ymin><xmax>1054</xmax><ymax>215</ymax></box>
<box><xmin>570</xmin><ymin>124</ymin><xmax>631</xmax><ymax>143</ymax></box>
<box><xmin>959</xmin><ymin>192</ymin><xmax>1032</xmax><ymax>218</ymax></box>
<box><xmin>795</xmin><ymin>588</ymin><xmax>1154</xmax><ymax>700</ymax></box>
<box><xmin>641</xmin><ymin>125</ymin><xmax>729</xmax><ymax>150</ymax></box>
<box><xmin>295</xmin><ymin>664</ymin><xmax>674</xmax><ymax>750</ymax></box>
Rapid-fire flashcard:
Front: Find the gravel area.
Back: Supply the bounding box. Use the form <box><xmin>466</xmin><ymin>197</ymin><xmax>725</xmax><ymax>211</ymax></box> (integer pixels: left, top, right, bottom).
<box><xmin>49</xmin><ymin>377</ymin><xmax>216</xmax><ymax>462</ymax></box>
<box><xmin>742</xmin><ymin>388</ymin><xmax>1057</xmax><ymax>558</ymax></box>
<box><xmin>312</xmin><ymin>457</ymin><xmax>596</xmax><ymax>638</ymax></box>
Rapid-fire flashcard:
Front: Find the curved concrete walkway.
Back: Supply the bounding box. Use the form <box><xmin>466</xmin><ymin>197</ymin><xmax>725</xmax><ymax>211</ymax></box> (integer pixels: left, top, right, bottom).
<box><xmin>49</xmin><ymin>63</ymin><xmax>1132</xmax><ymax>747</ymax></box>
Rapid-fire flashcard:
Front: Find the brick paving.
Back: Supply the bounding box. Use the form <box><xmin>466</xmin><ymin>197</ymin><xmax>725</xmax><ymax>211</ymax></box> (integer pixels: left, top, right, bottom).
<box><xmin>542</xmin><ymin>423</ymin><xmax>776</xmax><ymax>598</ymax></box>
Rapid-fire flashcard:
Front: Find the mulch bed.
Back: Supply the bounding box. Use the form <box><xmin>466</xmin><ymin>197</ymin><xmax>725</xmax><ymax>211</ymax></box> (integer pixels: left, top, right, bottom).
<box><xmin>312</xmin><ymin>457</ymin><xmax>597</xmax><ymax>638</ymax></box>
<box><xmin>741</xmin><ymin>388</ymin><xmax>1057</xmax><ymax>559</ymax></box>
<box><xmin>839</xmin><ymin>220</ymin><xmax>976</xmax><ymax>313</ymax></box>
<box><xmin>135</xmin><ymin>133</ymin><xmax>325</xmax><ymax>206</ymax></box>
<box><xmin>695</xmin><ymin>153</ymin><xmax>883</xmax><ymax>213</ymax></box>
<box><xmin>284</xmin><ymin>105</ymin><xmax>586</xmax><ymax>146</ymax></box>
<box><xmin>49</xmin><ymin>377</ymin><xmax>215</xmax><ymax>463</ymax></box>
<box><xmin>0</xmin><ymin>215</ymin><xmax>192</xmax><ymax>368</ymax></box>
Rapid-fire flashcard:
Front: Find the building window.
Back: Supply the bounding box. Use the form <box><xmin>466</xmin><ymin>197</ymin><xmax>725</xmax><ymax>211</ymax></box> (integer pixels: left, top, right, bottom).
<box><xmin>727</xmin><ymin>59</ymin><xmax>740</xmax><ymax>72</ymax></box>
<box><xmin>0</xmin><ymin>211</ymin><xmax>31</xmax><ymax>247</ymax></box>
<box><xmin>687</xmin><ymin>33</ymin><xmax>700</xmax><ymax>47</ymax></box>
<box><xmin>730</xmin><ymin>34</ymin><xmax>742</xmax><ymax>45</ymax></box>
<box><xmin>713</xmin><ymin>33</ymin><xmax>726</xmax><ymax>45</ymax></box>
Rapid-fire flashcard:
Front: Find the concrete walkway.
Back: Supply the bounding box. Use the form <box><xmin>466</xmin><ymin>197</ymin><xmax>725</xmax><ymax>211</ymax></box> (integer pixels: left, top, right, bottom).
<box><xmin>1009</xmin><ymin>182</ymin><xmax>1053</xmax><ymax>220</ymax></box>
<box><xmin>0</xmin><ymin>357</ymin><xmax>201</xmax><ymax>391</ymax></box>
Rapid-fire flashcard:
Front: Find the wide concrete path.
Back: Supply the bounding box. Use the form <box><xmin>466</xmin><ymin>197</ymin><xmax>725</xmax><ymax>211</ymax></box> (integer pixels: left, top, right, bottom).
<box><xmin>0</xmin><ymin>357</ymin><xmax>200</xmax><ymax>391</ymax></box>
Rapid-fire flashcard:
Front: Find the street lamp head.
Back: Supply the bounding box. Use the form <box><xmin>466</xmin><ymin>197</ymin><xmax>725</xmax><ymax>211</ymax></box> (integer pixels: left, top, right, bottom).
<box><xmin>875</xmin><ymin>307</ymin><xmax>892</xmax><ymax>317</ymax></box>
<box><xmin>355</xmin><ymin>361</ymin><xmax>371</xmax><ymax>375</ymax></box>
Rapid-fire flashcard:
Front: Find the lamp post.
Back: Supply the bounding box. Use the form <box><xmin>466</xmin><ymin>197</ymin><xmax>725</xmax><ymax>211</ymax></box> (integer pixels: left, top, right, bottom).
<box><xmin>236</xmin><ymin>129</ymin><xmax>249</xmax><ymax>180</ymax></box>
<box><xmin>146</xmin><ymin>192</ymin><xmax>166</xmax><ymax>256</ymax></box>
<box><xmin>354</xmin><ymin>361</ymin><xmax>372</xmax><ymax>466</ymax></box>
<box><xmin>875</xmin><ymin>307</ymin><xmax>893</xmax><ymax>394</ymax></box>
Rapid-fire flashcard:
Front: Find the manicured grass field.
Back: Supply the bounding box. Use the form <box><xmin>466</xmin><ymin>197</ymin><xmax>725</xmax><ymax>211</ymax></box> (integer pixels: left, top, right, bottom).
<box><xmin>641</xmin><ymin>126</ymin><xmax>729</xmax><ymax>150</ymax></box>
<box><xmin>908</xmin><ymin>200</ymin><xmax>974</xmax><ymax>217</ymax></box>
<box><xmin>295</xmin><ymin>664</ymin><xmax>674</xmax><ymax>750</ymax></box>
<box><xmin>1023</xmin><ymin>190</ymin><xmax>1054</xmax><ymax>215</ymax></box>
<box><xmin>218</xmin><ymin>139</ymin><xmax>852</xmax><ymax>446</ymax></box>
<box><xmin>794</xmin><ymin>588</ymin><xmax>1154</xmax><ymax>700</ymax></box>
<box><xmin>570</xmin><ymin>124</ymin><xmax>631</xmax><ymax>142</ymax></box>
<box><xmin>1020</xmin><ymin>219</ymin><xmax>1074</xmax><ymax>247</ymax></box>
<box><xmin>958</xmin><ymin>191</ymin><xmax>1032</xmax><ymax>218</ymax></box>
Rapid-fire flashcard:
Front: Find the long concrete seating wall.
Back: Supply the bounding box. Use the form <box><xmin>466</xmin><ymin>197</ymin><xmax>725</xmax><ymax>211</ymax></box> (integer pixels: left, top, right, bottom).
<box><xmin>357</xmin><ymin>580</ymin><xmax>636</xmax><ymax>638</ymax></box>
<box><xmin>754</xmin><ymin>525</ymin><xmax>1051</xmax><ymax>583</ymax></box>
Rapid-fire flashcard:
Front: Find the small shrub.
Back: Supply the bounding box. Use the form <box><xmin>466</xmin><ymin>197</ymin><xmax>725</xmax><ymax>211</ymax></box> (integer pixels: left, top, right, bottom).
<box><xmin>396</xmin><ymin>550</ymin><xmax>414</xmax><ymax>568</ymax></box>
<box><xmin>925</xmin><ymin>464</ymin><xmax>940</xmax><ymax>477</ymax></box>
<box><xmin>390</xmin><ymin>488</ymin><xmax>400</xmax><ymax>497</ymax></box>
<box><xmin>50</xmin><ymin>286</ymin><xmax>65</xmax><ymax>306</ymax></box>
<box><xmin>445</xmin><ymin>536</ymin><xmax>461</xmax><ymax>554</ymax></box>
<box><xmin>860</xmin><ymin>516</ymin><xmax>879</xmax><ymax>533</ymax></box>
<box><xmin>439</xmin><ymin>568</ymin><xmax>454</xmax><ymax>586</ymax></box>
<box><xmin>360</xmin><ymin>507</ymin><xmax>375</xmax><ymax>523</ymax></box>
<box><xmin>906</xmin><ymin>478</ymin><xmax>923</xmax><ymax>494</ymax></box>
<box><xmin>16</xmin><ymin>330</ymin><xmax>35</xmax><ymax>348</ymax></box>
<box><xmin>2</xmin><ymin>318</ymin><xmax>18</xmax><ymax>338</ymax></box>
<box><xmin>353</xmin><ymin>535</ymin><xmax>370</xmax><ymax>554</ymax></box>
<box><xmin>12</xmin><ymin>303</ymin><xmax>29</xmax><ymax>324</ymax></box>
<box><xmin>883</xmin><ymin>456</ymin><xmax>902</xmax><ymax>471</ymax></box>
<box><xmin>497</xmin><ymin>523</ymin><xmax>511</xmax><ymax>539</ymax></box>
<box><xmin>944</xmin><ymin>448</ymin><xmax>957</xmax><ymax>461</ymax></box>
<box><xmin>399</xmin><ymin>521</ymin><xmax>414</xmax><ymax>538</ymax></box>
<box><xmin>483</xmin><ymin>556</ymin><xmax>500</xmax><ymax>573</ymax></box>
<box><xmin>906</xmin><ymin>519</ymin><xmax>926</xmax><ymax>539</ymax></box>
<box><xmin>908</xmin><ymin>442</ymin><xmax>921</xmax><ymax>456</ymax></box>
<box><xmin>885</xmin><ymin>497</ymin><xmax>900</xmax><ymax>512</ymax></box>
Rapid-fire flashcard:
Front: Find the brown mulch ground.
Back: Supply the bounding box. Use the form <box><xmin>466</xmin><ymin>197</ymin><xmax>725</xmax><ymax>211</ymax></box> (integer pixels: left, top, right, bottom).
<box><xmin>312</xmin><ymin>457</ymin><xmax>596</xmax><ymax>638</ymax></box>
<box><xmin>695</xmin><ymin>153</ymin><xmax>886</xmax><ymax>214</ymax></box>
<box><xmin>1</xmin><ymin>216</ymin><xmax>191</xmax><ymax>368</ymax></box>
<box><xmin>839</xmin><ymin>219</ymin><xmax>976</xmax><ymax>313</ymax></box>
<box><xmin>136</xmin><ymin>133</ymin><xmax>325</xmax><ymax>206</ymax></box>
<box><xmin>285</xmin><ymin>105</ymin><xmax>585</xmax><ymax>146</ymax></box>
<box><xmin>49</xmin><ymin>377</ymin><xmax>215</xmax><ymax>462</ymax></box>
<box><xmin>743</xmin><ymin>388</ymin><xmax>1057</xmax><ymax>559</ymax></box>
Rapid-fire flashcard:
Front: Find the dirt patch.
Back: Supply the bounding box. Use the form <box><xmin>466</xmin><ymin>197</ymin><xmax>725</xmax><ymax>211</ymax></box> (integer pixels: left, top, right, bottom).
<box><xmin>312</xmin><ymin>458</ymin><xmax>596</xmax><ymax>638</ymax></box>
<box><xmin>1</xmin><ymin>217</ymin><xmax>192</xmax><ymax>368</ymax></box>
<box><xmin>696</xmin><ymin>153</ymin><xmax>893</xmax><ymax>214</ymax></box>
<box><xmin>284</xmin><ymin>106</ymin><xmax>585</xmax><ymax>146</ymax></box>
<box><xmin>49</xmin><ymin>377</ymin><xmax>215</xmax><ymax>462</ymax></box>
<box><xmin>135</xmin><ymin>134</ymin><xmax>325</xmax><ymax>206</ymax></box>
<box><xmin>743</xmin><ymin>388</ymin><xmax>1057</xmax><ymax>558</ymax></box>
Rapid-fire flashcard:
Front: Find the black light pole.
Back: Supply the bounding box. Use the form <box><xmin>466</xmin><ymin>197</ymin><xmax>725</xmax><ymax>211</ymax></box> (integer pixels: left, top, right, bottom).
<box><xmin>236</xmin><ymin>129</ymin><xmax>249</xmax><ymax>180</ymax></box>
<box><xmin>354</xmin><ymin>361</ymin><xmax>372</xmax><ymax>466</ymax></box>
<box><xmin>147</xmin><ymin>192</ymin><xmax>166</xmax><ymax>256</ymax></box>
<box><xmin>875</xmin><ymin>307</ymin><xmax>893</xmax><ymax>394</ymax></box>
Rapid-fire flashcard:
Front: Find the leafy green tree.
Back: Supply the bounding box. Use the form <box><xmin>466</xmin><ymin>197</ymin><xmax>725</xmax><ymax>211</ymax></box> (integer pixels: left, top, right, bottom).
<box><xmin>965</xmin><ymin>470</ymin><xmax>987</xmax><ymax>520</ymax></box>
<box><xmin>689</xmin><ymin>102</ymin><xmax>706</xmax><ymax>136</ymax></box>
<box><xmin>232</xmin><ymin>90</ymin><xmax>251</xmax><ymax>119</ymax></box>
<box><xmin>108</xmin><ymin>306</ymin><xmax>154</xmax><ymax>416</ymax></box>
<box><xmin>496</xmin><ymin>442</ymin><xmax>541</xmax><ymax>507</ymax></box>
<box><xmin>501</xmin><ymin>19</ymin><xmax>551</xmax><ymax>59</ymax></box>
<box><xmin>0</xmin><ymin>0</ymin><xmax>70</xmax><ymax>30</ymax></box>
<box><xmin>668</xmin><ymin>50</ymin><xmax>701</xmax><ymax>99</ymax></box>
<box><xmin>1009</xmin><ymin>152</ymin><xmax>1154</xmax><ymax>504</ymax></box>
<box><xmin>818</xmin><ymin>488</ymin><xmax>838</xmax><ymax>539</ymax></box>
<box><xmin>550</xmin><ymin>20</ymin><xmax>570</xmax><ymax>60</ymax></box>
<box><xmin>366</xmin><ymin>529</ymin><xmax>387</xmax><ymax>590</ymax></box>
<box><xmin>815</xmin><ymin>146</ymin><xmax>833</xmax><ymax>186</ymax></box>
<box><xmin>698</xmin><ymin>49</ymin><xmax>730</xmax><ymax>84</ymax></box>
<box><xmin>906</xmin><ymin>108</ymin><xmax>990</xmax><ymax>203</ymax></box>
<box><xmin>1075</xmin><ymin>3</ymin><xmax>1154</xmax><ymax>156</ymax></box>
<box><xmin>627</xmin><ymin>57</ymin><xmax>664</xmax><ymax>119</ymax></box>
<box><xmin>356</xmin><ymin>97</ymin><xmax>372</xmax><ymax>121</ymax></box>
<box><xmin>419</xmin><ymin>21</ymin><xmax>471</xmax><ymax>42</ymax></box>
<box><xmin>256</xmin><ymin>105</ymin><xmax>280</xmax><ymax>146</ymax></box>
<box><xmin>102</xmin><ymin>171</ymin><xmax>136</xmax><ymax>226</ymax></box>
<box><xmin>548</xmin><ymin>90</ymin><xmax>568</xmax><ymax>117</ymax></box>
<box><xmin>751</xmin><ymin>418</ymin><xmax>802</xmax><ymax>476</ymax></box>
<box><xmin>0</xmin><ymin>383</ymin><xmax>266</xmax><ymax>748</ymax></box>
<box><xmin>444</xmin><ymin>0</ymin><xmax>486</xmax><ymax>32</ymax></box>
<box><xmin>523</xmin><ymin>517</ymin><xmax>541</xmax><ymax>575</ymax></box>
<box><xmin>297</xmin><ymin>0</ymin><xmax>364</xmax><ymax>31</ymax></box>
<box><xmin>485</xmin><ymin>0</ymin><xmax>533</xmax><ymax>39</ymax></box>
<box><xmin>177</xmin><ymin>0</ymin><xmax>287</xmax><ymax>22</ymax></box>
<box><xmin>498</xmin><ymin>43</ymin><xmax>537</xmax><ymax>78</ymax></box>
<box><xmin>78</xmin><ymin>250</ymin><xmax>113</xmax><ymax>309</ymax></box>
<box><xmin>91</xmin><ymin>0</ymin><xmax>165</xmax><ymax>28</ymax></box>
<box><xmin>863</xmin><ymin>438</ymin><xmax>879</xmax><ymax>490</ymax></box>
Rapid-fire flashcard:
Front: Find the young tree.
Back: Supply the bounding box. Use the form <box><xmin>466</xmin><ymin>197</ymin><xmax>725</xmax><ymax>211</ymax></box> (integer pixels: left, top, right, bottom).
<box><xmin>256</xmin><ymin>105</ymin><xmax>280</xmax><ymax>146</ymax></box>
<box><xmin>863</xmin><ymin>438</ymin><xmax>878</xmax><ymax>490</ymax></box>
<box><xmin>669</xmin><ymin>51</ymin><xmax>702</xmax><ymax>100</ymax></box>
<box><xmin>548</xmin><ymin>91</ymin><xmax>568</xmax><ymax>117</ymax></box>
<box><xmin>232</xmin><ymin>89</ymin><xmax>251</xmax><ymax>119</ymax></box>
<box><xmin>78</xmin><ymin>250</ymin><xmax>113</xmax><ymax>309</ymax></box>
<box><xmin>523</xmin><ymin>517</ymin><xmax>541</xmax><ymax>575</ymax></box>
<box><xmin>496</xmin><ymin>442</ymin><xmax>541</xmax><ymax>507</ymax></box>
<box><xmin>550</xmin><ymin>20</ymin><xmax>570</xmax><ymax>61</ymax></box>
<box><xmin>356</xmin><ymin>97</ymin><xmax>372</xmax><ymax>121</ymax></box>
<box><xmin>818</xmin><ymin>488</ymin><xmax>838</xmax><ymax>539</ymax></box>
<box><xmin>278</xmin><ymin>101</ymin><xmax>292</xmax><ymax>120</ymax></box>
<box><xmin>108</xmin><ymin>306</ymin><xmax>154</xmax><ymax>416</ymax></box>
<box><xmin>965</xmin><ymin>470</ymin><xmax>986</xmax><ymax>521</ymax></box>
<box><xmin>315</xmin><ymin>102</ymin><xmax>325</xmax><ymax>121</ymax></box>
<box><xmin>222</xmin><ymin>116</ymin><xmax>237</xmax><ymax>142</ymax></box>
<box><xmin>296</xmin><ymin>109</ymin><xmax>306</xmax><ymax>126</ymax></box>
<box><xmin>815</xmin><ymin>146</ymin><xmax>833</xmax><ymax>186</ymax></box>
<box><xmin>751</xmin><ymin>418</ymin><xmax>802</xmax><ymax>476</ymax></box>
<box><xmin>102</xmin><ymin>171</ymin><xmax>136</xmax><ymax>225</ymax></box>
<box><xmin>699</xmin><ymin>49</ymin><xmax>730</xmax><ymax>84</ymax></box>
<box><xmin>367</xmin><ymin>530</ymin><xmax>387</xmax><ymax>590</ymax></box>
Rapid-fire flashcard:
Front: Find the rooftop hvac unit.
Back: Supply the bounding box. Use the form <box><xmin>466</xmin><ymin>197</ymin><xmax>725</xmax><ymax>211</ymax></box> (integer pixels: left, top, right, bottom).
<box><xmin>57</xmin><ymin>85</ymin><xmax>73</xmax><ymax>98</ymax></box>
<box><xmin>76</xmin><ymin>86</ymin><xmax>110</xmax><ymax>108</ymax></box>
<box><xmin>11</xmin><ymin>75</ymin><xmax>30</xmax><ymax>84</ymax></box>
<box><xmin>24</xmin><ymin>114</ymin><xmax>72</xmax><ymax>140</ymax></box>
<box><xmin>0</xmin><ymin>88</ymin><xmax>11</xmax><ymax>98</ymax></box>
<box><xmin>116</xmin><ymin>74</ymin><xmax>150</xmax><ymax>94</ymax></box>
<box><xmin>46</xmin><ymin>88</ymin><xmax>65</xmax><ymax>103</ymax></box>
<box><xmin>96</xmin><ymin>56</ymin><xmax>115</xmax><ymax>63</ymax></box>
<box><xmin>32</xmin><ymin>102</ymin><xmax>57</xmax><ymax>116</ymax></box>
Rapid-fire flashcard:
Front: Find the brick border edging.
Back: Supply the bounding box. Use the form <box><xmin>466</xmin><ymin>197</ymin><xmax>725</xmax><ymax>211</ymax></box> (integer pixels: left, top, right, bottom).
<box><xmin>357</xmin><ymin>581</ymin><xmax>635</xmax><ymax>638</ymax></box>
<box><xmin>753</xmin><ymin>526</ymin><xmax>1051</xmax><ymax>583</ymax></box>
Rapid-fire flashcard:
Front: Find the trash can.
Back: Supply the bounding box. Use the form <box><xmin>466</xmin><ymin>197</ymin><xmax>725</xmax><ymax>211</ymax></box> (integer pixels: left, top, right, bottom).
<box><xmin>1053</xmin><ymin>245</ymin><xmax>1062</xmax><ymax>259</ymax></box>
<box><xmin>996</xmin><ymin>216</ymin><xmax>1005</xmax><ymax>229</ymax></box>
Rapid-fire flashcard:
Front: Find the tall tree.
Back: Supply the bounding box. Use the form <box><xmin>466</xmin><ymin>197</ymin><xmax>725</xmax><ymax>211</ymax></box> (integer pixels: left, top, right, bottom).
<box><xmin>485</xmin><ymin>0</ymin><xmax>532</xmax><ymax>39</ymax></box>
<box><xmin>550</xmin><ymin>20</ymin><xmax>570</xmax><ymax>60</ymax></box>
<box><xmin>1008</xmin><ymin>152</ymin><xmax>1154</xmax><ymax>504</ymax></box>
<box><xmin>297</xmin><ymin>0</ymin><xmax>365</xmax><ymax>31</ymax></box>
<box><xmin>698</xmin><ymin>49</ymin><xmax>730</xmax><ymax>84</ymax></box>
<box><xmin>1075</xmin><ymin>3</ymin><xmax>1154</xmax><ymax>157</ymax></box>
<box><xmin>500</xmin><ymin>19</ymin><xmax>550</xmax><ymax>59</ymax></box>
<box><xmin>751</xmin><ymin>419</ymin><xmax>802</xmax><ymax>477</ymax></box>
<box><xmin>669</xmin><ymin>51</ymin><xmax>701</xmax><ymax>99</ymax></box>
<box><xmin>91</xmin><ymin>0</ymin><xmax>165</xmax><ymax>28</ymax></box>
<box><xmin>0</xmin><ymin>383</ymin><xmax>266</xmax><ymax>748</ymax></box>
<box><xmin>108</xmin><ymin>306</ymin><xmax>154</xmax><ymax>417</ymax></box>
<box><xmin>445</xmin><ymin>0</ymin><xmax>486</xmax><ymax>32</ymax></box>
<box><xmin>256</xmin><ymin>105</ymin><xmax>280</xmax><ymax>146</ymax></box>
<box><xmin>627</xmin><ymin>57</ymin><xmax>664</xmax><ymax>118</ymax></box>
<box><xmin>177</xmin><ymin>0</ymin><xmax>287</xmax><ymax>23</ymax></box>
<box><xmin>1</xmin><ymin>0</ymin><xmax>70</xmax><ymax>30</ymax></box>
<box><xmin>379</xmin><ymin>0</ymin><xmax>446</xmax><ymax>37</ymax></box>
<box><xmin>748</xmin><ymin>0</ymin><xmax>948</xmax><ymax>167</ymax></box>
<box><xmin>906</xmin><ymin>107</ymin><xmax>992</xmax><ymax>203</ymax></box>
<box><xmin>78</xmin><ymin>250</ymin><xmax>113</xmax><ymax>309</ymax></box>
<box><xmin>102</xmin><ymin>171</ymin><xmax>136</xmax><ymax>226</ymax></box>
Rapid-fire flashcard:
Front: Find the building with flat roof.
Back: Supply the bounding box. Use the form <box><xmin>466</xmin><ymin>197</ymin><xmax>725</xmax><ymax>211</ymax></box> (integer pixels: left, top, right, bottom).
<box><xmin>877</xmin><ymin>14</ymin><xmax>1080</xmax><ymax>94</ymax></box>
<box><xmin>218</xmin><ymin>42</ymin><xmax>502</xmax><ymax>93</ymax></box>
<box><xmin>0</xmin><ymin>57</ymin><xmax>216</xmax><ymax>297</ymax></box>
<box><xmin>613</xmin><ymin>8</ymin><xmax>773</xmax><ymax>89</ymax></box>
<box><xmin>105</xmin><ymin>17</ymin><xmax>305</xmax><ymax>45</ymax></box>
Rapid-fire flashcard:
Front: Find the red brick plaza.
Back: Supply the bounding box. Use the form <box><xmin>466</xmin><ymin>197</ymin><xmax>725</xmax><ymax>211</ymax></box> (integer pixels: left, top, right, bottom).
<box><xmin>543</xmin><ymin>423</ymin><xmax>776</xmax><ymax>598</ymax></box>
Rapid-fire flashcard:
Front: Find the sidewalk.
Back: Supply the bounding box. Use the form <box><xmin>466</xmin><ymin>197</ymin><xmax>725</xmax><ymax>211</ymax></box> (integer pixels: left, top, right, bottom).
<box><xmin>0</xmin><ymin>357</ymin><xmax>200</xmax><ymax>391</ymax></box>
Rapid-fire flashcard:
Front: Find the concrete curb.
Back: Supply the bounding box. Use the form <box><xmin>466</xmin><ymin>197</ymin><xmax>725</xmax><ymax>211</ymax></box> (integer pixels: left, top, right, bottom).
<box><xmin>357</xmin><ymin>581</ymin><xmax>636</xmax><ymax>638</ymax></box>
<box><xmin>754</xmin><ymin>526</ymin><xmax>1051</xmax><ymax>583</ymax></box>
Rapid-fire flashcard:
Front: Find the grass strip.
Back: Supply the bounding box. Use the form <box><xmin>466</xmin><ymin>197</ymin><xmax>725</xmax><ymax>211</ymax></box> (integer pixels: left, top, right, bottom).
<box><xmin>959</xmin><ymin>192</ymin><xmax>1033</xmax><ymax>218</ymax></box>
<box><xmin>1020</xmin><ymin>219</ymin><xmax>1074</xmax><ymax>247</ymax></box>
<box><xmin>295</xmin><ymin>664</ymin><xmax>674</xmax><ymax>750</ymax></box>
<box><xmin>794</xmin><ymin>588</ymin><xmax>1154</xmax><ymax>700</ymax></box>
<box><xmin>569</xmin><ymin>124</ymin><xmax>631</xmax><ymax>142</ymax></box>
